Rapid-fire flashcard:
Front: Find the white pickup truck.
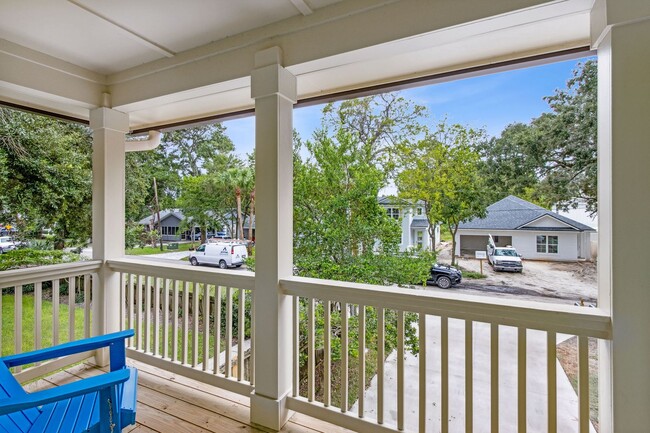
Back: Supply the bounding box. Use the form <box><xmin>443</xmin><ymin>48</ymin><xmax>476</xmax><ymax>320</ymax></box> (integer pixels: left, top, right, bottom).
<box><xmin>486</xmin><ymin>234</ymin><xmax>523</xmax><ymax>272</ymax></box>
<box><xmin>0</xmin><ymin>236</ymin><xmax>16</xmax><ymax>253</ymax></box>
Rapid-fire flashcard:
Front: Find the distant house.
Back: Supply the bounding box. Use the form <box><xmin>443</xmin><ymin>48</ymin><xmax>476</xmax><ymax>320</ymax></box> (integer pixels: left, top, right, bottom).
<box><xmin>139</xmin><ymin>209</ymin><xmax>246</xmax><ymax>241</ymax></box>
<box><xmin>378</xmin><ymin>197</ymin><xmax>440</xmax><ymax>252</ymax></box>
<box><xmin>455</xmin><ymin>195</ymin><xmax>595</xmax><ymax>261</ymax></box>
<box><xmin>138</xmin><ymin>209</ymin><xmax>184</xmax><ymax>241</ymax></box>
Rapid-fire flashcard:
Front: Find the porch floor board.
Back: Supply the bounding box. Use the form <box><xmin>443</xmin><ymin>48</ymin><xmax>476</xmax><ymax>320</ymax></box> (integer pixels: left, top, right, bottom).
<box><xmin>25</xmin><ymin>359</ymin><xmax>354</xmax><ymax>433</ymax></box>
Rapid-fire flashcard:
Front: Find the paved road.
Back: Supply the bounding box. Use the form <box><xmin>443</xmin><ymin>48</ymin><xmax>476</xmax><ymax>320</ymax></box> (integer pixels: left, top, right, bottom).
<box><xmin>82</xmin><ymin>247</ymin><xmax>248</xmax><ymax>270</ymax></box>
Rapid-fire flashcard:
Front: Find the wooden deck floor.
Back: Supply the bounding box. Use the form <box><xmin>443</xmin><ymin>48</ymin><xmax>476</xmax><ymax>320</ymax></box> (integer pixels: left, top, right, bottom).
<box><xmin>25</xmin><ymin>359</ymin><xmax>355</xmax><ymax>433</ymax></box>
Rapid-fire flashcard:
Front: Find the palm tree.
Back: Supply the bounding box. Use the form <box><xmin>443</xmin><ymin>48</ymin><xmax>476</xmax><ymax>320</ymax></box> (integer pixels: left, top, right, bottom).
<box><xmin>248</xmin><ymin>188</ymin><xmax>255</xmax><ymax>242</ymax></box>
<box><xmin>219</xmin><ymin>167</ymin><xmax>254</xmax><ymax>240</ymax></box>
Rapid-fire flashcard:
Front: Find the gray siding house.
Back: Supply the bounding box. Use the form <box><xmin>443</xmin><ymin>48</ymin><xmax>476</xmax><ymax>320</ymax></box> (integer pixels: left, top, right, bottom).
<box><xmin>138</xmin><ymin>209</ymin><xmax>184</xmax><ymax>241</ymax></box>
<box><xmin>455</xmin><ymin>196</ymin><xmax>595</xmax><ymax>261</ymax></box>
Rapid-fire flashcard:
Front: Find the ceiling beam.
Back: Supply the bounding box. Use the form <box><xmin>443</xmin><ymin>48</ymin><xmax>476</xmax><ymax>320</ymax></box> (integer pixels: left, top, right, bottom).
<box><xmin>107</xmin><ymin>0</ymin><xmax>580</xmax><ymax>108</ymax></box>
<box><xmin>67</xmin><ymin>0</ymin><xmax>176</xmax><ymax>58</ymax></box>
<box><xmin>289</xmin><ymin>0</ymin><xmax>314</xmax><ymax>16</ymax></box>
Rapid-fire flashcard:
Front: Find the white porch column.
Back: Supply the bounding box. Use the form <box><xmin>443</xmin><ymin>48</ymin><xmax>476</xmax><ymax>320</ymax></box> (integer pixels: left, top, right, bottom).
<box><xmin>89</xmin><ymin>107</ymin><xmax>128</xmax><ymax>366</ymax></box>
<box><xmin>250</xmin><ymin>47</ymin><xmax>296</xmax><ymax>431</ymax></box>
<box><xmin>592</xmin><ymin>1</ymin><xmax>650</xmax><ymax>432</ymax></box>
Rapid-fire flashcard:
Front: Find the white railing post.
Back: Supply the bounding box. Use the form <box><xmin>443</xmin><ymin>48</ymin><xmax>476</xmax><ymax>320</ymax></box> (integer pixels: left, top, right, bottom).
<box><xmin>90</xmin><ymin>106</ymin><xmax>128</xmax><ymax>366</ymax></box>
<box><xmin>592</xmin><ymin>2</ymin><xmax>650</xmax><ymax>431</ymax></box>
<box><xmin>250</xmin><ymin>46</ymin><xmax>296</xmax><ymax>431</ymax></box>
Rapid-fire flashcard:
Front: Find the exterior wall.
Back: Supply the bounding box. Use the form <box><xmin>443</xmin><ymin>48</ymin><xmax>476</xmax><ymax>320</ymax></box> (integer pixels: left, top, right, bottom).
<box><xmin>408</xmin><ymin>227</ymin><xmax>430</xmax><ymax>250</ymax></box>
<box><xmin>161</xmin><ymin>215</ymin><xmax>182</xmax><ymax>241</ymax></box>
<box><xmin>524</xmin><ymin>215</ymin><xmax>573</xmax><ymax>228</ymax></box>
<box><xmin>400</xmin><ymin>211</ymin><xmax>410</xmax><ymax>251</ymax></box>
<box><xmin>455</xmin><ymin>229</ymin><xmax>583</xmax><ymax>261</ymax></box>
<box><xmin>397</xmin><ymin>207</ymin><xmax>435</xmax><ymax>252</ymax></box>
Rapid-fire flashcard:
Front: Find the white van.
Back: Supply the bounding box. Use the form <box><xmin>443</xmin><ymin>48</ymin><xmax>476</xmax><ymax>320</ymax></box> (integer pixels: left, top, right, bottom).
<box><xmin>189</xmin><ymin>242</ymin><xmax>247</xmax><ymax>269</ymax></box>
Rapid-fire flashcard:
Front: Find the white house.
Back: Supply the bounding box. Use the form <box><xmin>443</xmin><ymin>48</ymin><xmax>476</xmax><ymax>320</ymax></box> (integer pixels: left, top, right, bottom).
<box><xmin>555</xmin><ymin>199</ymin><xmax>598</xmax><ymax>258</ymax></box>
<box><xmin>378</xmin><ymin>196</ymin><xmax>440</xmax><ymax>251</ymax></box>
<box><xmin>456</xmin><ymin>195</ymin><xmax>595</xmax><ymax>261</ymax></box>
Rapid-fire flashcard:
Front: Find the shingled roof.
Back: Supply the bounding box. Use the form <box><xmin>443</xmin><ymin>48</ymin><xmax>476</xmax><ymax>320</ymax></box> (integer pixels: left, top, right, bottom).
<box><xmin>459</xmin><ymin>196</ymin><xmax>595</xmax><ymax>232</ymax></box>
<box><xmin>138</xmin><ymin>209</ymin><xmax>185</xmax><ymax>226</ymax></box>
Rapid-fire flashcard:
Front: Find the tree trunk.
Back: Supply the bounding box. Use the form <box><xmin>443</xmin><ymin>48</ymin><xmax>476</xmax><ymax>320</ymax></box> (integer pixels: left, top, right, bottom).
<box><xmin>248</xmin><ymin>189</ymin><xmax>255</xmax><ymax>248</ymax></box>
<box><xmin>153</xmin><ymin>177</ymin><xmax>163</xmax><ymax>251</ymax></box>
<box><xmin>450</xmin><ymin>223</ymin><xmax>458</xmax><ymax>266</ymax></box>
<box><xmin>236</xmin><ymin>187</ymin><xmax>243</xmax><ymax>240</ymax></box>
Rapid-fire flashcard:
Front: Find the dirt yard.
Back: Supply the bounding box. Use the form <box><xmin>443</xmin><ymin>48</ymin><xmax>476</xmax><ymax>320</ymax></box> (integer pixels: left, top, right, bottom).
<box><xmin>433</xmin><ymin>242</ymin><xmax>598</xmax><ymax>305</ymax></box>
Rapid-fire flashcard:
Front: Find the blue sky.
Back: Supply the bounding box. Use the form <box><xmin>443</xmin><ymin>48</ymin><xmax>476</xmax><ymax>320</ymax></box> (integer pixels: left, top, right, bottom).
<box><xmin>225</xmin><ymin>56</ymin><xmax>594</xmax><ymax>159</ymax></box>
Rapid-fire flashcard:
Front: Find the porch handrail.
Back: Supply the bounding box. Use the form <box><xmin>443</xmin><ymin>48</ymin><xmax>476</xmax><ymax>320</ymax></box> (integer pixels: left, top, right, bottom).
<box><xmin>281</xmin><ymin>275</ymin><xmax>611</xmax><ymax>432</ymax></box>
<box><xmin>109</xmin><ymin>256</ymin><xmax>256</xmax><ymax>398</ymax></box>
<box><xmin>280</xmin><ymin>276</ymin><xmax>612</xmax><ymax>339</ymax></box>
<box><xmin>107</xmin><ymin>257</ymin><xmax>255</xmax><ymax>290</ymax></box>
<box><xmin>0</xmin><ymin>260</ymin><xmax>102</xmax><ymax>288</ymax></box>
<box><xmin>1</xmin><ymin>261</ymin><xmax>99</xmax><ymax>382</ymax></box>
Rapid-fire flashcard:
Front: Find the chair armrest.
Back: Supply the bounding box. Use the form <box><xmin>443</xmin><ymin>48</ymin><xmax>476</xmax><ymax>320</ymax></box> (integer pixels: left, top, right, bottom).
<box><xmin>0</xmin><ymin>368</ymin><xmax>131</xmax><ymax>415</ymax></box>
<box><xmin>0</xmin><ymin>330</ymin><xmax>134</xmax><ymax>369</ymax></box>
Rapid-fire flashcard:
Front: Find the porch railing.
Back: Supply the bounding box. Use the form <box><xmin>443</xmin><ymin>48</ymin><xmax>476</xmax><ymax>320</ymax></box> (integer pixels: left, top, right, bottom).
<box><xmin>108</xmin><ymin>258</ymin><xmax>255</xmax><ymax>397</ymax></box>
<box><xmin>281</xmin><ymin>276</ymin><xmax>611</xmax><ymax>433</ymax></box>
<box><xmin>0</xmin><ymin>260</ymin><xmax>101</xmax><ymax>381</ymax></box>
<box><xmin>0</xmin><ymin>259</ymin><xmax>612</xmax><ymax>432</ymax></box>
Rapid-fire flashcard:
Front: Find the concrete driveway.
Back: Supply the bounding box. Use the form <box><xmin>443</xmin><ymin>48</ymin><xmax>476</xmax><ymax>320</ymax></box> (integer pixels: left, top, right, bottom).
<box><xmin>351</xmin><ymin>318</ymin><xmax>596</xmax><ymax>433</ymax></box>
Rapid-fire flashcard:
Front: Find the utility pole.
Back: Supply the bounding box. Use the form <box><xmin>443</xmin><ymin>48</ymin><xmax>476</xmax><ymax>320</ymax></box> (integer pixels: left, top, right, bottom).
<box><xmin>153</xmin><ymin>177</ymin><xmax>163</xmax><ymax>251</ymax></box>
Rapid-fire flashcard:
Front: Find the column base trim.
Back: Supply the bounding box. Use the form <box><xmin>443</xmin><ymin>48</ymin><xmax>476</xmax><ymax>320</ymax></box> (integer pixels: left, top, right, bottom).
<box><xmin>250</xmin><ymin>390</ymin><xmax>293</xmax><ymax>432</ymax></box>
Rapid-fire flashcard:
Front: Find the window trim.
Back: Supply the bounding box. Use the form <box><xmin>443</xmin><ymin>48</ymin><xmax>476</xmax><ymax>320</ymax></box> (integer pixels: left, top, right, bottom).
<box><xmin>536</xmin><ymin>234</ymin><xmax>559</xmax><ymax>254</ymax></box>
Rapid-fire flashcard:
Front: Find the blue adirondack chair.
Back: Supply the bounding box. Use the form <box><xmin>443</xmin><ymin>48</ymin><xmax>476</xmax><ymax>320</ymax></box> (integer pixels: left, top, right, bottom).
<box><xmin>0</xmin><ymin>329</ymin><xmax>137</xmax><ymax>433</ymax></box>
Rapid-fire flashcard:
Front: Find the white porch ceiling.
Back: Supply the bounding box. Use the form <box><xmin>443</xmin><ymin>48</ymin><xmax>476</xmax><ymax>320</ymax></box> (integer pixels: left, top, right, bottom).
<box><xmin>0</xmin><ymin>0</ymin><xmax>593</xmax><ymax>131</ymax></box>
<box><xmin>0</xmin><ymin>0</ymin><xmax>341</xmax><ymax>74</ymax></box>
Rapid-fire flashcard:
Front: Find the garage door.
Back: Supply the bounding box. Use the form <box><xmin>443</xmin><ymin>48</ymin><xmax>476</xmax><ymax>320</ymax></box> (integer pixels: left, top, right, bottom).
<box><xmin>459</xmin><ymin>235</ymin><xmax>489</xmax><ymax>256</ymax></box>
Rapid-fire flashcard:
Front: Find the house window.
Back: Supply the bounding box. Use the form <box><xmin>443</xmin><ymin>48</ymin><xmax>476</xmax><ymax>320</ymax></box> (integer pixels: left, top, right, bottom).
<box><xmin>161</xmin><ymin>226</ymin><xmax>179</xmax><ymax>235</ymax></box>
<box><xmin>416</xmin><ymin>231</ymin><xmax>424</xmax><ymax>249</ymax></box>
<box><xmin>386</xmin><ymin>208</ymin><xmax>400</xmax><ymax>219</ymax></box>
<box><xmin>536</xmin><ymin>235</ymin><xmax>559</xmax><ymax>253</ymax></box>
<box><xmin>416</xmin><ymin>207</ymin><xmax>423</xmax><ymax>216</ymax></box>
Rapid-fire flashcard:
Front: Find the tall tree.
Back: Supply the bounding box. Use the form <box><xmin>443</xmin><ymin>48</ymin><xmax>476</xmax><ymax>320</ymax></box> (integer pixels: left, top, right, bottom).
<box><xmin>161</xmin><ymin>124</ymin><xmax>235</xmax><ymax>176</ymax></box>
<box><xmin>176</xmin><ymin>175</ymin><xmax>228</xmax><ymax>243</ymax></box>
<box><xmin>125</xmin><ymin>147</ymin><xmax>180</xmax><ymax>223</ymax></box>
<box><xmin>218</xmin><ymin>167</ymin><xmax>254</xmax><ymax>239</ymax></box>
<box><xmin>0</xmin><ymin>108</ymin><xmax>92</xmax><ymax>248</ymax></box>
<box><xmin>474</xmin><ymin>122</ymin><xmax>543</xmax><ymax>206</ymax></box>
<box><xmin>397</xmin><ymin>122</ymin><xmax>487</xmax><ymax>266</ymax></box>
<box><xmin>321</xmin><ymin>93</ymin><xmax>426</xmax><ymax>179</ymax></box>
<box><xmin>295</xmin><ymin>129</ymin><xmax>400</xmax><ymax>266</ymax></box>
<box><xmin>532</xmin><ymin>60</ymin><xmax>597</xmax><ymax>214</ymax></box>
<box><xmin>475</xmin><ymin>60</ymin><xmax>598</xmax><ymax>214</ymax></box>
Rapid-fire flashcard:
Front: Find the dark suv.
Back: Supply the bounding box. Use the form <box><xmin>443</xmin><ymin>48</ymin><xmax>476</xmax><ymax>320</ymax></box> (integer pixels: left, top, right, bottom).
<box><xmin>427</xmin><ymin>263</ymin><xmax>462</xmax><ymax>289</ymax></box>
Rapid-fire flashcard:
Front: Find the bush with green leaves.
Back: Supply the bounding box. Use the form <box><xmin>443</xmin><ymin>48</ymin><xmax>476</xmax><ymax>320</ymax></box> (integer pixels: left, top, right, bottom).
<box><xmin>0</xmin><ymin>248</ymin><xmax>81</xmax><ymax>272</ymax></box>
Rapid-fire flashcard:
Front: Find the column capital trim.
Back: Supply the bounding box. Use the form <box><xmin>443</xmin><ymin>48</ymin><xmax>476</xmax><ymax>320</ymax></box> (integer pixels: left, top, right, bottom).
<box><xmin>591</xmin><ymin>0</ymin><xmax>650</xmax><ymax>48</ymax></box>
<box><xmin>89</xmin><ymin>107</ymin><xmax>130</xmax><ymax>133</ymax></box>
<box><xmin>251</xmin><ymin>64</ymin><xmax>297</xmax><ymax>103</ymax></box>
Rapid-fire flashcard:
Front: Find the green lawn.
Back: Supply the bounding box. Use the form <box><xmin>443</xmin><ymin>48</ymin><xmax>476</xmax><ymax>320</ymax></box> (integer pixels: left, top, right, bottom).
<box><xmin>2</xmin><ymin>291</ymin><xmax>248</xmax><ymax>378</ymax></box>
<box><xmin>126</xmin><ymin>241</ymin><xmax>196</xmax><ymax>256</ymax></box>
<box><xmin>2</xmin><ymin>293</ymin><xmax>86</xmax><ymax>357</ymax></box>
<box><xmin>439</xmin><ymin>226</ymin><xmax>453</xmax><ymax>242</ymax></box>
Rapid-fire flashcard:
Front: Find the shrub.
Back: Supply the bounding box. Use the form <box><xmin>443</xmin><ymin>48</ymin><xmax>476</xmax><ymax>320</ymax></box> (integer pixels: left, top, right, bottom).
<box><xmin>0</xmin><ymin>249</ymin><xmax>81</xmax><ymax>271</ymax></box>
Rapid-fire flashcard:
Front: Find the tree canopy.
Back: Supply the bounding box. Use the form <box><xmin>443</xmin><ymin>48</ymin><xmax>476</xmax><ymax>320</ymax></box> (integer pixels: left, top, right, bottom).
<box><xmin>397</xmin><ymin>122</ymin><xmax>487</xmax><ymax>265</ymax></box>
<box><xmin>0</xmin><ymin>108</ymin><xmax>92</xmax><ymax>248</ymax></box>
<box><xmin>293</xmin><ymin>94</ymin><xmax>434</xmax><ymax>285</ymax></box>
<box><xmin>476</xmin><ymin>60</ymin><xmax>597</xmax><ymax>214</ymax></box>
